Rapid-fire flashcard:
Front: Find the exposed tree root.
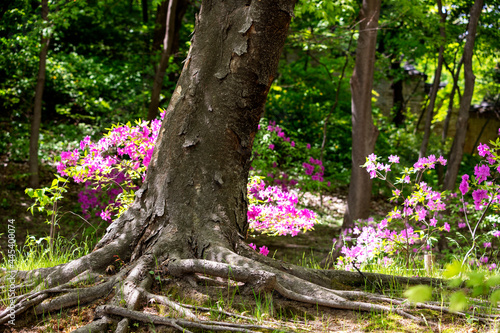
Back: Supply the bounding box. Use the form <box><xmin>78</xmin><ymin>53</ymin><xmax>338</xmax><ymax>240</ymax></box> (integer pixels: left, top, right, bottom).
<box><xmin>2</xmin><ymin>238</ymin><xmax>498</xmax><ymax>331</ymax></box>
<box><xmin>95</xmin><ymin>305</ymin><xmax>279</xmax><ymax>332</ymax></box>
<box><xmin>71</xmin><ymin>316</ymin><xmax>115</xmax><ymax>333</ymax></box>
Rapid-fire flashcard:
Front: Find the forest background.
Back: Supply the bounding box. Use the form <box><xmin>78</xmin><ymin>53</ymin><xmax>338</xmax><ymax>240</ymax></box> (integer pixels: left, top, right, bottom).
<box><xmin>1</xmin><ymin>0</ymin><xmax>500</xmax><ymax>331</ymax></box>
<box><xmin>1</xmin><ymin>0</ymin><xmax>499</xmax><ymax>245</ymax></box>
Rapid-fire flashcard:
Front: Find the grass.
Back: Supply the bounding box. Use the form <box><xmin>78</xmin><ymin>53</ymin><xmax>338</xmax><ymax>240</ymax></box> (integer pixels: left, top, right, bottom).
<box><xmin>1</xmin><ymin>233</ymin><xmax>495</xmax><ymax>332</ymax></box>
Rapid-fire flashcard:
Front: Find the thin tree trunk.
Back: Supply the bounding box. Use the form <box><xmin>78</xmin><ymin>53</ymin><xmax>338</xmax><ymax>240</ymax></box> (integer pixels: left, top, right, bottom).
<box><xmin>343</xmin><ymin>0</ymin><xmax>381</xmax><ymax>230</ymax></box>
<box><xmin>391</xmin><ymin>60</ymin><xmax>405</xmax><ymax>126</ymax></box>
<box><xmin>419</xmin><ymin>0</ymin><xmax>446</xmax><ymax>158</ymax></box>
<box><xmin>322</xmin><ymin>0</ymin><xmax>381</xmax><ymax>267</ymax></box>
<box><xmin>443</xmin><ymin>0</ymin><xmax>483</xmax><ymax>191</ymax></box>
<box><xmin>147</xmin><ymin>0</ymin><xmax>178</xmax><ymax>121</ymax></box>
<box><xmin>441</xmin><ymin>56</ymin><xmax>464</xmax><ymax>145</ymax></box>
<box><xmin>29</xmin><ymin>0</ymin><xmax>49</xmax><ymax>188</ymax></box>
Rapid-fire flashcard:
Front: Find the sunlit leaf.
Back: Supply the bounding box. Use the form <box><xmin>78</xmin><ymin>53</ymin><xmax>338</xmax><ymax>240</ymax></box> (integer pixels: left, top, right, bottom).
<box><xmin>404</xmin><ymin>285</ymin><xmax>432</xmax><ymax>304</ymax></box>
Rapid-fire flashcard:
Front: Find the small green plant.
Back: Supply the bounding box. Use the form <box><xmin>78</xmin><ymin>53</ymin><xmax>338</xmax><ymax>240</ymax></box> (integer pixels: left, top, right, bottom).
<box><xmin>25</xmin><ymin>176</ymin><xmax>69</xmax><ymax>255</ymax></box>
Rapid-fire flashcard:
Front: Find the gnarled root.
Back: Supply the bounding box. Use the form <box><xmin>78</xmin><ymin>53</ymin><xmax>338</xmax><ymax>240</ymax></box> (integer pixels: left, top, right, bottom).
<box><xmin>3</xmin><ymin>241</ymin><xmax>498</xmax><ymax>331</ymax></box>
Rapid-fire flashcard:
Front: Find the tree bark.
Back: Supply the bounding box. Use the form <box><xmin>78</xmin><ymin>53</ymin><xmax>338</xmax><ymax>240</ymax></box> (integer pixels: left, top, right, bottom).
<box><xmin>342</xmin><ymin>0</ymin><xmax>381</xmax><ymax>229</ymax></box>
<box><xmin>105</xmin><ymin>0</ymin><xmax>297</xmax><ymax>260</ymax></box>
<box><xmin>443</xmin><ymin>0</ymin><xmax>483</xmax><ymax>191</ymax></box>
<box><xmin>29</xmin><ymin>0</ymin><xmax>50</xmax><ymax>188</ymax></box>
<box><xmin>419</xmin><ymin>0</ymin><xmax>446</xmax><ymax>158</ymax></box>
<box><xmin>391</xmin><ymin>60</ymin><xmax>405</xmax><ymax>126</ymax></box>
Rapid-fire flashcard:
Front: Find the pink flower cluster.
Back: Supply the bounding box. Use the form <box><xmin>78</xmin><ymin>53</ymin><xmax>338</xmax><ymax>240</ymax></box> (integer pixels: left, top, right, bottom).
<box><xmin>302</xmin><ymin>157</ymin><xmax>325</xmax><ymax>182</ymax></box>
<box><xmin>267</xmin><ymin>121</ymin><xmax>295</xmax><ymax>148</ymax></box>
<box><xmin>57</xmin><ymin>113</ymin><xmax>165</xmax><ymax>221</ymax></box>
<box><xmin>247</xmin><ymin>177</ymin><xmax>316</xmax><ymax>237</ymax></box>
<box><xmin>248</xmin><ymin>243</ymin><xmax>270</xmax><ymax>256</ymax></box>
<box><xmin>261</xmin><ymin>120</ymin><xmax>329</xmax><ymax>189</ymax></box>
<box><xmin>459</xmin><ymin>142</ymin><xmax>500</xmax><ymax>210</ymax></box>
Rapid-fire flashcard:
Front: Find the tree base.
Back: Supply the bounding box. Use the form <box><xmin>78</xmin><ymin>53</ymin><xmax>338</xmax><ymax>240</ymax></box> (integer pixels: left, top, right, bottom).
<box><xmin>1</xmin><ymin>237</ymin><xmax>497</xmax><ymax>332</ymax></box>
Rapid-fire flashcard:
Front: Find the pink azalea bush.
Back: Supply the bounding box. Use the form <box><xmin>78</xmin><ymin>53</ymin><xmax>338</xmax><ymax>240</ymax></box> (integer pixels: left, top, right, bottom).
<box><xmin>57</xmin><ymin>113</ymin><xmax>165</xmax><ymax>221</ymax></box>
<box><xmin>251</xmin><ymin>120</ymin><xmax>329</xmax><ymax>192</ymax></box>
<box><xmin>51</xmin><ymin>113</ymin><xmax>319</xmax><ymax>257</ymax></box>
<box><xmin>247</xmin><ymin>176</ymin><xmax>316</xmax><ymax>237</ymax></box>
<box><xmin>338</xmin><ymin>133</ymin><xmax>500</xmax><ymax>270</ymax></box>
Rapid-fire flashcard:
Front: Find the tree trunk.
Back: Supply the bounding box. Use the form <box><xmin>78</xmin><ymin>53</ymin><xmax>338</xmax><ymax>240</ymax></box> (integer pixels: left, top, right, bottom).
<box><xmin>419</xmin><ymin>0</ymin><xmax>446</xmax><ymax>158</ymax></box>
<box><xmin>147</xmin><ymin>0</ymin><xmax>179</xmax><ymax>121</ymax></box>
<box><xmin>342</xmin><ymin>0</ymin><xmax>381</xmax><ymax>229</ymax></box>
<box><xmin>443</xmin><ymin>0</ymin><xmax>483</xmax><ymax>191</ymax></box>
<box><xmin>29</xmin><ymin>0</ymin><xmax>49</xmax><ymax>188</ymax></box>
<box><xmin>391</xmin><ymin>60</ymin><xmax>405</xmax><ymax>127</ymax></box>
<box><xmin>441</xmin><ymin>56</ymin><xmax>463</xmax><ymax>146</ymax></box>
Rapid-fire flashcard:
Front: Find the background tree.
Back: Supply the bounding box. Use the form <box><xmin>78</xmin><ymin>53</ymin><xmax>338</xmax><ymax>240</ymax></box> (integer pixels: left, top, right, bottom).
<box><xmin>147</xmin><ymin>0</ymin><xmax>188</xmax><ymax>121</ymax></box>
<box><xmin>419</xmin><ymin>0</ymin><xmax>446</xmax><ymax>159</ymax></box>
<box><xmin>342</xmin><ymin>0</ymin><xmax>381</xmax><ymax>229</ymax></box>
<box><xmin>29</xmin><ymin>0</ymin><xmax>50</xmax><ymax>188</ymax></box>
<box><xmin>443</xmin><ymin>0</ymin><xmax>484</xmax><ymax>191</ymax></box>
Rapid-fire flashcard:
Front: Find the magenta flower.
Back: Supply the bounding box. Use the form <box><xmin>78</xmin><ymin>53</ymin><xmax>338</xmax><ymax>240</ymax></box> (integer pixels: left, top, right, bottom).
<box><xmin>248</xmin><ymin>243</ymin><xmax>257</xmax><ymax>251</ymax></box>
<box><xmin>459</xmin><ymin>174</ymin><xmax>469</xmax><ymax>195</ymax></box>
<box><xmin>259</xmin><ymin>246</ymin><xmax>270</xmax><ymax>256</ymax></box>
<box><xmin>477</xmin><ymin>143</ymin><xmax>490</xmax><ymax>157</ymax></box>
<box><xmin>80</xmin><ymin>135</ymin><xmax>91</xmax><ymax>150</ymax></box>
<box><xmin>100</xmin><ymin>209</ymin><xmax>112</xmax><ymax>222</ymax></box>
<box><xmin>306</xmin><ymin>143</ymin><xmax>311</xmax><ymax>149</ymax></box>
<box><xmin>416</xmin><ymin>208</ymin><xmax>427</xmax><ymax>221</ymax></box>
<box><xmin>474</xmin><ymin>164</ymin><xmax>490</xmax><ymax>183</ymax></box>
<box><xmin>484</xmin><ymin>242</ymin><xmax>492</xmax><ymax>248</ymax></box>
<box><xmin>458</xmin><ymin>222</ymin><xmax>466</xmax><ymax>228</ymax></box>
<box><xmin>429</xmin><ymin>217</ymin><xmax>437</xmax><ymax>227</ymax></box>
<box><xmin>444</xmin><ymin>222</ymin><xmax>450</xmax><ymax>232</ymax></box>
<box><xmin>472</xmin><ymin>189</ymin><xmax>488</xmax><ymax>210</ymax></box>
<box><xmin>291</xmin><ymin>141</ymin><xmax>295</xmax><ymax>147</ymax></box>
<box><xmin>268</xmin><ymin>144</ymin><xmax>275</xmax><ymax>150</ymax></box>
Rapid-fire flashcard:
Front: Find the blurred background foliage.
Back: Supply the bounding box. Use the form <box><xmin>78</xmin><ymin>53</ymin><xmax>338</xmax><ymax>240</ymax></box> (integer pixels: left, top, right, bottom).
<box><xmin>0</xmin><ymin>0</ymin><xmax>499</xmax><ymax>191</ymax></box>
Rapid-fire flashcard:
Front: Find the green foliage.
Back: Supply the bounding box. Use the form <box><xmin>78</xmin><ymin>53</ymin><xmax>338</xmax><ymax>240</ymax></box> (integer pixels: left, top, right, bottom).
<box><xmin>449</xmin><ymin>291</ymin><xmax>468</xmax><ymax>312</ymax></box>
<box><xmin>25</xmin><ymin>176</ymin><xmax>69</xmax><ymax>253</ymax></box>
<box><xmin>404</xmin><ymin>285</ymin><xmax>432</xmax><ymax>304</ymax></box>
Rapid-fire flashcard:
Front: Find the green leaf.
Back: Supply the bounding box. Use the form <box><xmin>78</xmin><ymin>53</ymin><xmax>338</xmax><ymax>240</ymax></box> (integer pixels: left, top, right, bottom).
<box><xmin>486</xmin><ymin>275</ymin><xmax>500</xmax><ymax>288</ymax></box>
<box><xmin>449</xmin><ymin>291</ymin><xmax>468</xmax><ymax>312</ymax></box>
<box><xmin>448</xmin><ymin>278</ymin><xmax>463</xmax><ymax>288</ymax></box>
<box><xmin>490</xmin><ymin>289</ymin><xmax>500</xmax><ymax>307</ymax></box>
<box><xmin>466</xmin><ymin>272</ymin><xmax>485</xmax><ymax>288</ymax></box>
<box><xmin>404</xmin><ymin>285</ymin><xmax>432</xmax><ymax>304</ymax></box>
<box><xmin>443</xmin><ymin>260</ymin><xmax>463</xmax><ymax>279</ymax></box>
<box><xmin>25</xmin><ymin>188</ymin><xmax>34</xmax><ymax>197</ymax></box>
<box><xmin>51</xmin><ymin>179</ymin><xmax>58</xmax><ymax>187</ymax></box>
